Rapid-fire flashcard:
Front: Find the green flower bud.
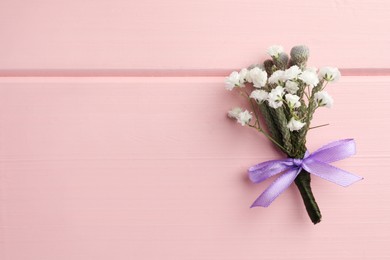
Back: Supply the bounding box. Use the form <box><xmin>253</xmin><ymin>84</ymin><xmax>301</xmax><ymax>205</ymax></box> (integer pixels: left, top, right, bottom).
<box><xmin>248</xmin><ymin>64</ymin><xmax>264</xmax><ymax>70</ymax></box>
<box><xmin>290</xmin><ymin>45</ymin><xmax>310</xmax><ymax>69</ymax></box>
<box><xmin>263</xmin><ymin>59</ymin><xmax>275</xmax><ymax>76</ymax></box>
<box><xmin>274</xmin><ymin>52</ymin><xmax>289</xmax><ymax>70</ymax></box>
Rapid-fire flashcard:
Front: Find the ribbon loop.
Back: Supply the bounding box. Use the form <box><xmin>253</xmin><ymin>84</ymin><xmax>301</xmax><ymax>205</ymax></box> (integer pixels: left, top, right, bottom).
<box><xmin>249</xmin><ymin>139</ymin><xmax>363</xmax><ymax>207</ymax></box>
<box><xmin>248</xmin><ymin>159</ymin><xmax>294</xmax><ymax>183</ymax></box>
<box><xmin>310</xmin><ymin>139</ymin><xmax>356</xmax><ymax>163</ymax></box>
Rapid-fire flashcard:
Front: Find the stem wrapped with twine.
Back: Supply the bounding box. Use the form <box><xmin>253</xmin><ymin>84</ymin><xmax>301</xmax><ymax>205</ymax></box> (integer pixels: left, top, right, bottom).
<box><xmin>258</xmin><ymin>103</ymin><xmax>283</xmax><ymax>147</ymax></box>
<box><xmin>263</xmin><ymin>105</ymin><xmax>322</xmax><ymax>224</ymax></box>
<box><xmin>294</xmin><ymin>169</ymin><xmax>322</xmax><ymax>224</ymax></box>
<box><xmin>291</xmin><ymin>141</ymin><xmax>322</xmax><ymax>224</ymax></box>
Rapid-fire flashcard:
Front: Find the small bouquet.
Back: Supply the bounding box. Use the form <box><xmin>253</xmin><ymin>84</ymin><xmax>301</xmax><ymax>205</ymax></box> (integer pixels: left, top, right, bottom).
<box><xmin>226</xmin><ymin>45</ymin><xmax>363</xmax><ymax>224</ymax></box>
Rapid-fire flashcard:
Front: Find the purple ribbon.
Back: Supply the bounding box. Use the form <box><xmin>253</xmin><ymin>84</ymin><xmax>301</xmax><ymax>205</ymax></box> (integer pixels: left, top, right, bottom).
<box><xmin>249</xmin><ymin>139</ymin><xmax>363</xmax><ymax>207</ymax></box>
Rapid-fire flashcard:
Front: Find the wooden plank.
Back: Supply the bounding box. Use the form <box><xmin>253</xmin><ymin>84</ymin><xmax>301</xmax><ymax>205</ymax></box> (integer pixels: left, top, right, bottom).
<box><xmin>0</xmin><ymin>76</ymin><xmax>389</xmax><ymax>259</ymax></box>
<box><xmin>0</xmin><ymin>0</ymin><xmax>390</xmax><ymax>73</ymax></box>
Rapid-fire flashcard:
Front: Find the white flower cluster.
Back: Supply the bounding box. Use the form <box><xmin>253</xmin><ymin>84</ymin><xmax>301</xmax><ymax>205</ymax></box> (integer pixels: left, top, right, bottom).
<box><xmin>268</xmin><ymin>66</ymin><xmax>319</xmax><ymax>87</ymax></box>
<box><xmin>225</xmin><ymin>70</ymin><xmax>245</xmax><ymax>90</ymax></box>
<box><xmin>228</xmin><ymin>107</ymin><xmax>252</xmax><ymax>126</ymax></box>
<box><xmin>314</xmin><ymin>91</ymin><xmax>334</xmax><ymax>108</ymax></box>
<box><xmin>225</xmin><ymin>66</ymin><xmax>268</xmax><ymax>90</ymax></box>
<box><xmin>267</xmin><ymin>86</ymin><xmax>285</xmax><ymax>109</ymax></box>
<box><xmin>267</xmin><ymin>45</ymin><xmax>284</xmax><ymax>58</ymax></box>
<box><xmin>287</xmin><ymin>118</ymin><xmax>306</xmax><ymax>132</ymax></box>
<box><xmin>319</xmin><ymin>67</ymin><xmax>341</xmax><ymax>82</ymax></box>
<box><xmin>226</xmin><ymin>45</ymin><xmax>340</xmax><ymax>132</ymax></box>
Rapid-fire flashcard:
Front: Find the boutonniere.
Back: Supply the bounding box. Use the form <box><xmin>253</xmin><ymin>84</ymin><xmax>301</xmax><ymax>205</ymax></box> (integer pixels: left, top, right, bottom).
<box><xmin>226</xmin><ymin>45</ymin><xmax>363</xmax><ymax>224</ymax></box>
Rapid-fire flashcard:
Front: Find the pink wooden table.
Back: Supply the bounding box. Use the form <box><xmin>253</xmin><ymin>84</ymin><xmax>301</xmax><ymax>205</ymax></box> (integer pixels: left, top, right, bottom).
<box><xmin>1</xmin><ymin>1</ymin><xmax>390</xmax><ymax>259</ymax></box>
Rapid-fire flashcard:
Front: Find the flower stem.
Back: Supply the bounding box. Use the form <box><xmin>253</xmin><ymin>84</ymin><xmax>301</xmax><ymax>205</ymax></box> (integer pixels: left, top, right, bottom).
<box><xmin>291</xmin><ymin>147</ymin><xmax>322</xmax><ymax>224</ymax></box>
<box><xmin>247</xmin><ymin>124</ymin><xmax>289</xmax><ymax>154</ymax></box>
<box><xmin>294</xmin><ymin>170</ymin><xmax>322</xmax><ymax>224</ymax></box>
<box><xmin>260</xmin><ymin>129</ymin><xmax>289</xmax><ymax>153</ymax></box>
<box><xmin>309</xmin><ymin>123</ymin><xmax>329</xmax><ymax>130</ymax></box>
<box><xmin>243</xmin><ymin>90</ymin><xmax>261</xmax><ymax>128</ymax></box>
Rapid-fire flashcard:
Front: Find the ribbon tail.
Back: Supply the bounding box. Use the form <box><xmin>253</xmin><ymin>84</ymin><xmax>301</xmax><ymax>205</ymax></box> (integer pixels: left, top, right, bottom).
<box><xmin>303</xmin><ymin>160</ymin><xmax>363</xmax><ymax>187</ymax></box>
<box><xmin>250</xmin><ymin>168</ymin><xmax>301</xmax><ymax>208</ymax></box>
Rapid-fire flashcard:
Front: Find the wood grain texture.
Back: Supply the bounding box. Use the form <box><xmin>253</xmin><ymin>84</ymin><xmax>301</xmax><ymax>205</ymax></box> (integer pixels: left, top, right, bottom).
<box><xmin>0</xmin><ymin>76</ymin><xmax>389</xmax><ymax>259</ymax></box>
<box><xmin>0</xmin><ymin>0</ymin><xmax>390</xmax><ymax>73</ymax></box>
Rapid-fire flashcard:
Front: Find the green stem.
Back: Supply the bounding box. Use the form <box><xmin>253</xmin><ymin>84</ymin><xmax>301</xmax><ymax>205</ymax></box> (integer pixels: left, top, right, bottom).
<box><xmin>294</xmin><ymin>170</ymin><xmax>322</xmax><ymax>224</ymax></box>
<box><xmin>260</xmin><ymin>129</ymin><xmax>288</xmax><ymax>153</ymax></box>
<box><xmin>291</xmin><ymin>147</ymin><xmax>322</xmax><ymax>224</ymax></box>
<box><xmin>243</xmin><ymin>90</ymin><xmax>261</xmax><ymax>128</ymax></box>
<box><xmin>259</xmin><ymin>103</ymin><xmax>283</xmax><ymax>147</ymax></box>
<box><xmin>309</xmin><ymin>123</ymin><xmax>329</xmax><ymax>130</ymax></box>
<box><xmin>247</xmin><ymin>124</ymin><xmax>288</xmax><ymax>154</ymax></box>
<box><xmin>244</xmin><ymin>90</ymin><xmax>288</xmax><ymax>154</ymax></box>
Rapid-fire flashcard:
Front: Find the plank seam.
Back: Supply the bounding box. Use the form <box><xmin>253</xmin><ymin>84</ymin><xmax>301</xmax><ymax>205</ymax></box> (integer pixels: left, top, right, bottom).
<box><xmin>0</xmin><ymin>68</ymin><xmax>390</xmax><ymax>77</ymax></box>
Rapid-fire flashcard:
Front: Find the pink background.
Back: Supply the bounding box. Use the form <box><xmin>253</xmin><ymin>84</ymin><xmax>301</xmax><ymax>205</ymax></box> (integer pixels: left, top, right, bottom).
<box><xmin>1</xmin><ymin>1</ymin><xmax>390</xmax><ymax>259</ymax></box>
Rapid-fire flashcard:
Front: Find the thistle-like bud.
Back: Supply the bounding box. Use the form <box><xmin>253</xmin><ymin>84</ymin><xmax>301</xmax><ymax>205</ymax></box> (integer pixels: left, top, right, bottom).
<box><xmin>247</xmin><ymin>63</ymin><xmax>264</xmax><ymax>70</ymax></box>
<box><xmin>263</xmin><ymin>59</ymin><xmax>274</xmax><ymax>76</ymax></box>
<box><xmin>273</xmin><ymin>52</ymin><xmax>289</xmax><ymax>70</ymax></box>
<box><xmin>290</xmin><ymin>45</ymin><xmax>310</xmax><ymax>69</ymax></box>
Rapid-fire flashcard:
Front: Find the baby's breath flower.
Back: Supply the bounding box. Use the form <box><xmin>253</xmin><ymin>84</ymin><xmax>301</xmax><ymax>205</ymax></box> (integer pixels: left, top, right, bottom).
<box><xmin>225</xmin><ymin>71</ymin><xmax>244</xmax><ymax>90</ymax></box>
<box><xmin>314</xmin><ymin>91</ymin><xmax>334</xmax><ymax>108</ymax></box>
<box><xmin>249</xmin><ymin>67</ymin><xmax>268</xmax><ymax>88</ymax></box>
<box><xmin>267</xmin><ymin>45</ymin><xmax>284</xmax><ymax>58</ymax></box>
<box><xmin>285</xmin><ymin>94</ymin><xmax>301</xmax><ymax>108</ymax></box>
<box><xmin>239</xmin><ymin>68</ymin><xmax>249</xmax><ymax>84</ymax></box>
<box><xmin>267</xmin><ymin>86</ymin><xmax>285</xmax><ymax>108</ymax></box>
<box><xmin>228</xmin><ymin>108</ymin><xmax>252</xmax><ymax>126</ymax></box>
<box><xmin>298</xmin><ymin>70</ymin><xmax>319</xmax><ymax>86</ymax></box>
<box><xmin>227</xmin><ymin>107</ymin><xmax>243</xmax><ymax>119</ymax></box>
<box><xmin>287</xmin><ymin>118</ymin><xmax>306</xmax><ymax>131</ymax></box>
<box><xmin>250</xmin><ymin>89</ymin><xmax>268</xmax><ymax>103</ymax></box>
<box><xmin>268</xmin><ymin>70</ymin><xmax>285</xmax><ymax>84</ymax></box>
<box><xmin>285</xmin><ymin>80</ymin><xmax>299</xmax><ymax>94</ymax></box>
<box><xmin>283</xmin><ymin>65</ymin><xmax>302</xmax><ymax>80</ymax></box>
<box><xmin>237</xmin><ymin>110</ymin><xmax>252</xmax><ymax>126</ymax></box>
<box><xmin>319</xmin><ymin>67</ymin><xmax>341</xmax><ymax>82</ymax></box>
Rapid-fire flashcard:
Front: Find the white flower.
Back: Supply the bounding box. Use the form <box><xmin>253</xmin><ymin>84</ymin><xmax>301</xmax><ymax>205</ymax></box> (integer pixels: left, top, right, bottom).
<box><xmin>267</xmin><ymin>86</ymin><xmax>285</xmax><ymax>108</ymax></box>
<box><xmin>298</xmin><ymin>70</ymin><xmax>319</xmax><ymax>86</ymax></box>
<box><xmin>319</xmin><ymin>67</ymin><xmax>341</xmax><ymax>82</ymax></box>
<box><xmin>285</xmin><ymin>80</ymin><xmax>299</xmax><ymax>94</ymax></box>
<box><xmin>287</xmin><ymin>118</ymin><xmax>306</xmax><ymax>131</ymax></box>
<box><xmin>267</xmin><ymin>45</ymin><xmax>284</xmax><ymax>57</ymax></box>
<box><xmin>269</xmin><ymin>66</ymin><xmax>302</xmax><ymax>85</ymax></box>
<box><xmin>314</xmin><ymin>91</ymin><xmax>334</xmax><ymax>108</ymax></box>
<box><xmin>225</xmin><ymin>71</ymin><xmax>243</xmax><ymax>90</ymax></box>
<box><xmin>250</xmin><ymin>89</ymin><xmax>268</xmax><ymax>103</ymax></box>
<box><xmin>285</xmin><ymin>94</ymin><xmax>301</xmax><ymax>108</ymax></box>
<box><xmin>268</xmin><ymin>70</ymin><xmax>285</xmax><ymax>84</ymax></box>
<box><xmin>227</xmin><ymin>107</ymin><xmax>243</xmax><ymax>119</ymax></box>
<box><xmin>283</xmin><ymin>65</ymin><xmax>302</xmax><ymax>80</ymax></box>
<box><xmin>228</xmin><ymin>108</ymin><xmax>252</xmax><ymax>126</ymax></box>
<box><xmin>237</xmin><ymin>110</ymin><xmax>252</xmax><ymax>126</ymax></box>
<box><xmin>239</xmin><ymin>68</ymin><xmax>249</xmax><ymax>84</ymax></box>
<box><xmin>248</xmin><ymin>67</ymin><xmax>268</xmax><ymax>88</ymax></box>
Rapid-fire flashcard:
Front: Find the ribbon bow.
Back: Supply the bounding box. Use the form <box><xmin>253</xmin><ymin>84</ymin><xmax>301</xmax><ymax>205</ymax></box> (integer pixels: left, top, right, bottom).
<box><xmin>249</xmin><ymin>139</ymin><xmax>363</xmax><ymax>207</ymax></box>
